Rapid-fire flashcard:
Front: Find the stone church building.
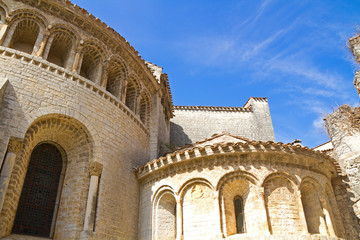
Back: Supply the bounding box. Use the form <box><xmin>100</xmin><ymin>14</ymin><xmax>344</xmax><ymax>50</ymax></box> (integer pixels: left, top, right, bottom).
<box><xmin>0</xmin><ymin>0</ymin><xmax>359</xmax><ymax>239</ymax></box>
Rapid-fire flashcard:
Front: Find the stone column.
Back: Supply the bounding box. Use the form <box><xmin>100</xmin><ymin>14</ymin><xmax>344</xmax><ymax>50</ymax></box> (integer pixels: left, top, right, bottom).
<box><xmin>32</xmin><ymin>28</ymin><xmax>46</xmax><ymax>56</ymax></box>
<box><xmin>219</xmin><ymin>194</ymin><xmax>227</xmax><ymax>237</ymax></box>
<box><xmin>0</xmin><ymin>23</ymin><xmax>8</xmax><ymax>45</ymax></box>
<box><xmin>94</xmin><ymin>61</ymin><xmax>103</xmax><ymax>85</ymax></box>
<box><xmin>42</xmin><ymin>35</ymin><xmax>54</xmax><ymax>60</ymax></box>
<box><xmin>100</xmin><ymin>61</ymin><xmax>109</xmax><ymax>88</ymax></box>
<box><xmin>0</xmin><ymin>138</ymin><xmax>22</xmax><ymax>212</ymax></box>
<box><xmin>83</xmin><ymin>161</ymin><xmax>103</xmax><ymax>232</ymax></box>
<box><xmin>258</xmin><ymin>187</ymin><xmax>270</xmax><ymax>235</ymax></box>
<box><xmin>121</xmin><ymin>79</ymin><xmax>128</xmax><ymax>103</ymax></box>
<box><xmin>213</xmin><ymin>191</ymin><xmax>223</xmax><ymax>238</ymax></box>
<box><xmin>320</xmin><ymin>197</ymin><xmax>336</xmax><ymax>236</ymax></box>
<box><xmin>297</xmin><ymin>190</ymin><xmax>309</xmax><ymax>235</ymax></box>
<box><xmin>36</xmin><ymin>33</ymin><xmax>49</xmax><ymax>57</ymax></box>
<box><xmin>175</xmin><ymin>196</ymin><xmax>183</xmax><ymax>240</ymax></box>
<box><xmin>72</xmin><ymin>49</ymin><xmax>82</xmax><ymax>73</ymax></box>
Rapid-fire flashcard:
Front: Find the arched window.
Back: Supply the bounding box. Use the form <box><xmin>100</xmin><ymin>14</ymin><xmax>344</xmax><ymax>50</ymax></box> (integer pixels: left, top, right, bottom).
<box><xmin>106</xmin><ymin>60</ymin><xmax>126</xmax><ymax>98</ymax></box>
<box><xmin>234</xmin><ymin>196</ymin><xmax>245</xmax><ymax>233</ymax></box>
<box><xmin>9</xmin><ymin>19</ymin><xmax>40</xmax><ymax>54</ymax></box>
<box><xmin>125</xmin><ymin>77</ymin><xmax>139</xmax><ymax>112</ymax></box>
<box><xmin>12</xmin><ymin>143</ymin><xmax>63</xmax><ymax>237</ymax></box>
<box><xmin>79</xmin><ymin>44</ymin><xmax>102</xmax><ymax>83</ymax></box>
<box><xmin>139</xmin><ymin>91</ymin><xmax>150</xmax><ymax>126</ymax></box>
<box><xmin>46</xmin><ymin>30</ymin><xmax>75</xmax><ymax>68</ymax></box>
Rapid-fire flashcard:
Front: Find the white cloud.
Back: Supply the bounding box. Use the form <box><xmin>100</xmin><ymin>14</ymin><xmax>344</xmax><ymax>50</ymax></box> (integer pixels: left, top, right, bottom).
<box><xmin>313</xmin><ymin>115</ymin><xmax>327</xmax><ymax>133</ymax></box>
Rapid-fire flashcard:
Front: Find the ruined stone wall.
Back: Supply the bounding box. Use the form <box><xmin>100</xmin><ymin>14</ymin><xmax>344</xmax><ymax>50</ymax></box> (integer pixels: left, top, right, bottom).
<box><xmin>170</xmin><ymin>97</ymin><xmax>275</xmax><ymax>147</ymax></box>
<box><xmin>325</xmin><ymin>105</ymin><xmax>360</xmax><ymax>235</ymax></box>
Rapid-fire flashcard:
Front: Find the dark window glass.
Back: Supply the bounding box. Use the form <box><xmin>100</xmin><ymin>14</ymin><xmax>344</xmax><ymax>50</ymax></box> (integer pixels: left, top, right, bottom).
<box><xmin>234</xmin><ymin>196</ymin><xmax>245</xmax><ymax>233</ymax></box>
<box><xmin>12</xmin><ymin>143</ymin><xmax>62</xmax><ymax>237</ymax></box>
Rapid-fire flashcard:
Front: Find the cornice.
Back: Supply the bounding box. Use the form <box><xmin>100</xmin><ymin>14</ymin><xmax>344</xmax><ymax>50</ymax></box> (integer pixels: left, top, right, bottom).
<box><xmin>136</xmin><ymin>140</ymin><xmax>341</xmax><ymax>179</ymax></box>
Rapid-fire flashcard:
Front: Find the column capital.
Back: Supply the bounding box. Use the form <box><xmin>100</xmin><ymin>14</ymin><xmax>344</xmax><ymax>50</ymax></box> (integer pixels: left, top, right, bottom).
<box><xmin>89</xmin><ymin>161</ymin><xmax>103</xmax><ymax>176</ymax></box>
<box><xmin>8</xmin><ymin>137</ymin><xmax>23</xmax><ymax>153</ymax></box>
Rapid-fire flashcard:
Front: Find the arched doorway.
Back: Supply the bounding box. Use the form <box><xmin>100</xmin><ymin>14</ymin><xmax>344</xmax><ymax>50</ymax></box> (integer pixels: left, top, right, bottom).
<box><xmin>12</xmin><ymin>143</ymin><xmax>64</xmax><ymax>237</ymax></box>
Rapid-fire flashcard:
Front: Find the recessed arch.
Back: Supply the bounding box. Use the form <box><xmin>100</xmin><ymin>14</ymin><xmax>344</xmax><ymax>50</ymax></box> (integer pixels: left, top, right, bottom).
<box><xmin>3</xmin><ymin>10</ymin><xmax>47</xmax><ymax>54</ymax></box>
<box><xmin>139</xmin><ymin>89</ymin><xmax>151</xmax><ymax>127</ymax></box>
<box><xmin>45</xmin><ymin>25</ymin><xmax>78</xmax><ymax>68</ymax></box>
<box><xmin>300</xmin><ymin>181</ymin><xmax>327</xmax><ymax>234</ymax></box>
<box><xmin>324</xmin><ymin>183</ymin><xmax>344</xmax><ymax>237</ymax></box>
<box><xmin>0</xmin><ymin>114</ymin><xmax>95</xmax><ymax>238</ymax></box>
<box><xmin>181</xmin><ymin>180</ymin><xmax>217</xmax><ymax>239</ymax></box>
<box><xmin>218</xmin><ymin>173</ymin><xmax>260</xmax><ymax>236</ymax></box>
<box><xmin>12</xmin><ymin>142</ymin><xmax>66</xmax><ymax>237</ymax></box>
<box><xmin>125</xmin><ymin>74</ymin><xmax>141</xmax><ymax>112</ymax></box>
<box><xmin>263</xmin><ymin>173</ymin><xmax>302</xmax><ymax>235</ymax></box>
<box><xmin>79</xmin><ymin>39</ymin><xmax>106</xmax><ymax>82</ymax></box>
<box><xmin>152</xmin><ymin>187</ymin><xmax>177</xmax><ymax>240</ymax></box>
<box><xmin>105</xmin><ymin>56</ymin><xmax>127</xmax><ymax>98</ymax></box>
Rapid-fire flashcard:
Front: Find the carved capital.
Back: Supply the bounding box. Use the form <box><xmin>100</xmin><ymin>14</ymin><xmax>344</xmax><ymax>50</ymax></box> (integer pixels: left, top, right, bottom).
<box><xmin>89</xmin><ymin>161</ymin><xmax>103</xmax><ymax>176</ymax></box>
<box><xmin>8</xmin><ymin>137</ymin><xmax>23</xmax><ymax>153</ymax></box>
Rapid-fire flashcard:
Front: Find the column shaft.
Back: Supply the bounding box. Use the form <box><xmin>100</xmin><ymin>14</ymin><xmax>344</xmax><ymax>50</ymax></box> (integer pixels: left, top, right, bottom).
<box><xmin>0</xmin><ymin>152</ymin><xmax>16</xmax><ymax>212</ymax></box>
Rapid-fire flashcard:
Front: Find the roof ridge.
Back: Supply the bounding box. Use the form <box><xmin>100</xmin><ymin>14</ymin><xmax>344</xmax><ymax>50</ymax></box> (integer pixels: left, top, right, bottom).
<box><xmin>173</xmin><ymin>105</ymin><xmax>251</xmax><ymax>112</ymax></box>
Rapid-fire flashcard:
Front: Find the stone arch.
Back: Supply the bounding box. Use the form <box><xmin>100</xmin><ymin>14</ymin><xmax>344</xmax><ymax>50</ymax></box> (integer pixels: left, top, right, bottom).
<box><xmin>178</xmin><ymin>178</ymin><xmax>214</xmax><ymax>196</ymax></box>
<box><xmin>44</xmin><ymin>25</ymin><xmax>78</xmax><ymax>68</ymax></box>
<box><xmin>125</xmin><ymin>74</ymin><xmax>141</xmax><ymax>112</ymax></box>
<box><xmin>300</xmin><ymin>178</ymin><xmax>327</xmax><ymax>235</ymax></box>
<box><xmin>217</xmin><ymin>172</ymin><xmax>260</xmax><ymax>236</ymax></box>
<box><xmin>180</xmin><ymin>179</ymin><xmax>217</xmax><ymax>240</ymax></box>
<box><xmin>152</xmin><ymin>186</ymin><xmax>177</xmax><ymax>240</ymax></box>
<box><xmin>0</xmin><ymin>114</ymin><xmax>95</xmax><ymax>238</ymax></box>
<box><xmin>79</xmin><ymin>39</ymin><xmax>106</xmax><ymax>83</ymax></box>
<box><xmin>217</xmin><ymin>171</ymin><xmax>259</xmax><ymax>191</ymax></box>
<box><xmin>261</xmin><ymin>171</ymin><xmax>300</xmax><ymax>188</ymax></box>
<box><xmin>263</xmin><ymin>172</ymin><xmax>302</xmax><ymax>235</ymax></box>
<box><xmin>26</xmin><ymin>106</ymin><xmax>102</xmax><ymax>160</ymax></box>
<box><xmin>105</xmin><ymin>55</ymin><xmax>128</xmax><ymax>99</ymax></box>
<box><xmin>3</xmin><ymin>9</ymin><xmax>47</xmax><ymax>54</ymax></box>
<box><xmin>139</xmin><ymin>89</ymin><xmax>151</xmax><ymax>127</ymax></box>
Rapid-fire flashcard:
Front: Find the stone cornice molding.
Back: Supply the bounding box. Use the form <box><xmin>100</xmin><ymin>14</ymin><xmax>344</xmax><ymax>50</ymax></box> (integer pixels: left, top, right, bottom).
<box><xmin>136</xmin><ymin>140</ymin><xmax>340</xmax><ymax>180</ymax></box>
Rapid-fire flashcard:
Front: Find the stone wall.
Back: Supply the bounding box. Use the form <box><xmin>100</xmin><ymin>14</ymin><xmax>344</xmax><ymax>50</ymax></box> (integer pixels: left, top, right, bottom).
<box><xmin>137</xmin><ymin>140</ymin><xmax>350</xmax><ymax>240</ymax></box>
<box><xmin>325</xmin><ymin>105</ymin><xmax>360</xmax><ymax>235</ymax></box>
<box><xmin>170</xmin><ymin>97</ymin><xmax>275</xmax><ymax>147</ymax></box>
<box><xmin>0</xmin><ymin>47</ymin><xmax>149</xmax><ymax>239</ymax></box>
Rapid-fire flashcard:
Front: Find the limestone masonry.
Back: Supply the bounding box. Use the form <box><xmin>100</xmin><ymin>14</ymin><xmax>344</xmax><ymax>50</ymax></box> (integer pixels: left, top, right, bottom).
<box><xmin>0</xmin><ymin>0</ymin><xmax>359</xmax><ymax>240</ymax></box>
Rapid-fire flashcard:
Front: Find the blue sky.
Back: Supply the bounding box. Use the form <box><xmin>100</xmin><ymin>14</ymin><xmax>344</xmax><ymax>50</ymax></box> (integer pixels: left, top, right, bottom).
<box><xmin>71</xmin><ymin>0</ymin><xmax>360</xmax><ymax>148</ymax></box>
